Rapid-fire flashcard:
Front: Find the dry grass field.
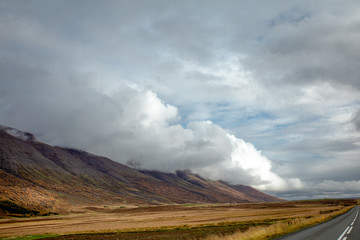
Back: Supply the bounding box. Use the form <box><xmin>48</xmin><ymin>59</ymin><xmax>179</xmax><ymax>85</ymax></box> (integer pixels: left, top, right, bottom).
<box><xmin>0</xmin><ymin>199</ymin><xmax>357</xmax><ymax>240</ymax></box>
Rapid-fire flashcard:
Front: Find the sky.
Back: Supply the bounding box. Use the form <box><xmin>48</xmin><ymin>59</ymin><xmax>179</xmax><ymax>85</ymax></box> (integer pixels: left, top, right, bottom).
<box><xmin>0</xmin><ymin>0</ymin><xmax>360</xmax><ymax>200</ymax></box>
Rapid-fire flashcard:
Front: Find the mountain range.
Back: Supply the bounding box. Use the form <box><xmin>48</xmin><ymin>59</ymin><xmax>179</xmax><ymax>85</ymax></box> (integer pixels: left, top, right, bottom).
<box><xmin>0</xmin><ymin>125</ymin><xmax>281</xmax><ymax>213</ymax></box>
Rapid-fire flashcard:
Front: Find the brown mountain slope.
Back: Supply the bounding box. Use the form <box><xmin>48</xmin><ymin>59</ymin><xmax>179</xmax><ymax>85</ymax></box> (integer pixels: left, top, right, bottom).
<box><xmin>0</xmin><ymin>125</ymin><xmax>281</xmax><ymax>212</ymax></box>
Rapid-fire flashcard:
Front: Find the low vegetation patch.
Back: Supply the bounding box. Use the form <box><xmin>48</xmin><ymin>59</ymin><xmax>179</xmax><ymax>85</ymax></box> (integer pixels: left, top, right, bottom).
<box><xmin>26</xmin><ymin>220</ymin><xmax>276</xmax><ymax>240</ymax></box>
<box><xmin>0</xmin><ymin>200</ymin><xmax>40</xmax><ymax>217</ymax></box>
<box><xmin>319</xmin><ymin>209</ymin><xmax>338</xmax><ymax>214</ymax></box>
<box><xmin>0</xmin><ymin>234</ymin><xmax>59</xmax><ymax>240</ymax></box>
<box><xmin>0</xmin><ymin>200</ymin><xmax>57</xmax><ymax>217</ymax></box>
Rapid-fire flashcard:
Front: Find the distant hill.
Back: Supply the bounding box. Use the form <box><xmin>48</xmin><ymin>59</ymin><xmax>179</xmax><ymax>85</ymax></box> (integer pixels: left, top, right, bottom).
<box><xmin>0</xmin><ymin>125</ymin><xmax>281</xmax><ymax>213</ymax></box>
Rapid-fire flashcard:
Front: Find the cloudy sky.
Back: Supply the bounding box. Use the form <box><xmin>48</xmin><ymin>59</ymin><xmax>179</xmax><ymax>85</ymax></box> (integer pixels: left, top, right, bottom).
<box><xmin>1</xmin><ymin>0</ymin><xmax>360</xmax><ymax>199</ymax></box>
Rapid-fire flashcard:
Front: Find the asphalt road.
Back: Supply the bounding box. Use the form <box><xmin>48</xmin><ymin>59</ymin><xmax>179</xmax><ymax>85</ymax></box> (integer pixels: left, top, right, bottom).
<box><xmin>277</xmin><ymin>206</ymin><xmax>359</xmax><ymax>240</ymax></box>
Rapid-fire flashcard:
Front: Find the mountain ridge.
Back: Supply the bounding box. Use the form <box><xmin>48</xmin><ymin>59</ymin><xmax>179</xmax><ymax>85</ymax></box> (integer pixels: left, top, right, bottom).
<box><xmin>0</xmin><ymin>125</ymin><xmax>281</xmax><ymax>213</ymax></box>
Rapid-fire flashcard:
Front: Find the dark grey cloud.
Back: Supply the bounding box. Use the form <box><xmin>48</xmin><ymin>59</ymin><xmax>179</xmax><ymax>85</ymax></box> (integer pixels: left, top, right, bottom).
<box><xmin>246</xmin><ymin>8</ymin><xmax>360</xmax><ymax>90</ymax></box>
<box><xmin>354</xmin><ymin>110</ymin><xmax>360</xmax><ymax>131</ymax></box>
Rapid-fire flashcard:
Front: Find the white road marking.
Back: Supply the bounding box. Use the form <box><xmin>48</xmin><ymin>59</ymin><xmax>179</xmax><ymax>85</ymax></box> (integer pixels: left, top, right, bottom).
<box><xmin>337</xmin><ymin>226</ymin><xmax>350</xmax><ymax>240</ymax></box>
<box><xmin>337</xmin><ymin>208</ymin><xmax>359</xmax><ymax>240</ymax></box>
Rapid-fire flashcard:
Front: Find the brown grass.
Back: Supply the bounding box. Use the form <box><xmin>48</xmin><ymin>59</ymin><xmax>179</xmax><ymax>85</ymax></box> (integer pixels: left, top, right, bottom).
<box><xmin>0</xmin><ymin>199</ymin><xmax>357</xmax><ymax>239</ymax></box>
<box><xmin>205</xmin><ymin>205</ymin><xmax>353</xmax><ymax>240</ymax></box>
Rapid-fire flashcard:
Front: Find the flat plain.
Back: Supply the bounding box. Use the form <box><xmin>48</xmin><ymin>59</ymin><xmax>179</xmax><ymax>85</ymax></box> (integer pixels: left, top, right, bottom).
<box><xmin>0</xmin><ymin>199</ymin><xmax>357</xmax><ymax>240</ymax></box>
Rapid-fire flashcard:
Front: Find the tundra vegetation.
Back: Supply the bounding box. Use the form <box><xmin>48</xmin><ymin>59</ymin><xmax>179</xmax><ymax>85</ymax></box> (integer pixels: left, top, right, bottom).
<box><xmin>0</xmin><ymin>199</ymin><xmax>358</xmax><ymax>240</ymax></box>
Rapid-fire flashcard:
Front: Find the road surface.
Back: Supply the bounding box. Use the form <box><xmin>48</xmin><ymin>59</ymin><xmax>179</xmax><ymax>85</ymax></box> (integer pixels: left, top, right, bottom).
<box><xmin>277</xmin><ymin>206</ymin><xmax>359</xmax><ymax>240</ymax></box>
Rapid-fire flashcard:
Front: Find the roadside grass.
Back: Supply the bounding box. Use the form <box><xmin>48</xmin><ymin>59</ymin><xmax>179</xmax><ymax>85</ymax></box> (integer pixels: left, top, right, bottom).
<box><xmin>205</xmin><ymin>206</ymin><xmax>353</xmax><ymax>240</ymax></box>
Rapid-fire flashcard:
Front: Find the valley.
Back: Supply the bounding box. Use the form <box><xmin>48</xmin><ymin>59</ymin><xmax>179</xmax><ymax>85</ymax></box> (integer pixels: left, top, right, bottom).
<box><xmin>1</xmin><ymin>126</ymin><xmax>358</xmax><ymax>239</ymax></box>
<box><xmin>0</xmin><ymin>199</ymin><xmax>357</xmax><ymax>239</ymax></box>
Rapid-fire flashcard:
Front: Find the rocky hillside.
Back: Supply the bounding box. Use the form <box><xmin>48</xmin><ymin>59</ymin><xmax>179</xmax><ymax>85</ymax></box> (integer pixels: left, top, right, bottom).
<box><xmin>0</xmin><ymin>125</ymin><xmax>281</xmax><ymax>212</ymax></box>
